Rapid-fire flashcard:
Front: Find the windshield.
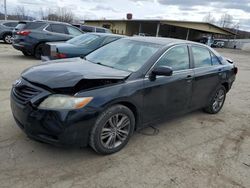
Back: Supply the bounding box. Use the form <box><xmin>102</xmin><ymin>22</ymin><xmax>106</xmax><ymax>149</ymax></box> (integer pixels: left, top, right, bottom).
<box><xmin>85</xmin><ymin>39</ymin><xmax>161</xmax><ymax>72</ymax></box>
<box><xmin>67</xmin><ymin>34</ymin><xmax>100</xmax><ymax>46</ymax></box>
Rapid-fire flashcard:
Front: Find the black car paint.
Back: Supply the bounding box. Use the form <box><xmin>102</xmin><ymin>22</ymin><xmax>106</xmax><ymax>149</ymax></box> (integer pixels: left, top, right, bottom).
<box><xmin>10</xmin><ymin>39</ymin><xmax>236</xmax><ymax>147</ymax></box>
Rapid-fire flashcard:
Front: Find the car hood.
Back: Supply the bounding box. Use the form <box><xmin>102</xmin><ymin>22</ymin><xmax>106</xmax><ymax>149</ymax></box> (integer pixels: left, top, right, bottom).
<box><xmin>21</xmin><ymin>58</ymin><xmax>131</xmax><ymax>89</ymax></box>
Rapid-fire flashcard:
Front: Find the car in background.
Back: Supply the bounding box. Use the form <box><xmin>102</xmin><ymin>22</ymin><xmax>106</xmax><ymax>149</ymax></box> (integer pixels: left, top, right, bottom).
<box><xmin>73</xmin><ymin>24</ymin><xmax>112</xmax><ymax>33</ymax></box>
<box><xmin>42</xmin><ymin>33</ymin><xmax>124</xmax><ymax>61</ymax></box>
<box><xmin>0</xmin><ymin>20</ymin><xmax>19</xmax><ymax>44</ymax></box>
<box><xmin>12</xmin><ymin>20</ymin><xmax>83</xmax><ymax>59</ymax></box>
<box><xmin>212</xmin><ymin>40</ymin><xmax>225</xmax><ymax>48</ymax></box>
<box><xmin>10</xmin><ymin>37</ymin><xmax>237</xmax><ymax>154</ymax></box>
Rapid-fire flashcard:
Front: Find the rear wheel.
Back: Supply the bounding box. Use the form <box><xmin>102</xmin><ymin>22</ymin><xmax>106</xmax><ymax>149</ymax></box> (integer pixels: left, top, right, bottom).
<box><xmin>34</xmin><ymin>43</ymin><xmax>45</xmax><ymax>59</ymax></box>
<box><xmin>204</xmin><ymin>86</ymin><xmax>226</xmax><ymax>114</ymax></box>
<box><xmin>3</xmin><ymin>34</ymin><xmax>13</xmax><ymax>44</ymax></box>
<box><xmin>89</xmin><ymin>105</ymin><xmax>135</xmax><ymax>154</ymax></box>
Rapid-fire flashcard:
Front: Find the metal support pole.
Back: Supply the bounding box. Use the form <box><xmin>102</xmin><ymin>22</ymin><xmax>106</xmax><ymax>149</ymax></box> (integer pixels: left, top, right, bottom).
<box><xmin>4</xmin><ymin>0</ymin><xmax>7</xmax><ymax>20</ymax></box>
<box><xmin>139</xmin><ymin>23</ymin><xmax>142</xmax><ymax>34</ymax></box>
<box><xmin>156</xmin><ymin>23</ymin><xmax>160</xmax><ymax>37</ymax></box>
<box><xmin>186</xmin><ymin>29</ymin><xmax>190</xmax><ymax>40</ymax></box>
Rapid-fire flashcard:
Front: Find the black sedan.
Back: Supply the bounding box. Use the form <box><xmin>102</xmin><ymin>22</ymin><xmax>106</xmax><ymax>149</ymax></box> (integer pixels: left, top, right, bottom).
<box><xmin>42</xmin><ymin>33</ymin><xmax>123</xmax><ymax>61</ymax></box>
<box><xmin>10</xmin><ymin>37</ymin><xmax>237</xmax><ymax>154</ymax></box>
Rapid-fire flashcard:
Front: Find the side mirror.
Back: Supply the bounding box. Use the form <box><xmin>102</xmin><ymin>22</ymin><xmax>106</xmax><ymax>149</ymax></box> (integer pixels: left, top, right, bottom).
<box><xmin>149</xmin><ymin>66</ymin><xmax>173</xmax><ymax>81</ymax></box>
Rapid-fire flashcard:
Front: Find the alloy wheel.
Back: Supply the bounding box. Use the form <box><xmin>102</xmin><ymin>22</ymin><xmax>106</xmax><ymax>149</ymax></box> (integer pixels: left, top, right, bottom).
<box><xmin>100</xmin><ymin>113</ymin><xmax>130</xmax><ymax>149</ymax></box>
<box><xmin>212</xmin><ymin>89</ymin><xmax>225</xmax><ymax>112</ymax></box>
<box><xmin>4</xmin><ymin>35</ymin><xmax>13</xmax><ymax>44</ymax></box>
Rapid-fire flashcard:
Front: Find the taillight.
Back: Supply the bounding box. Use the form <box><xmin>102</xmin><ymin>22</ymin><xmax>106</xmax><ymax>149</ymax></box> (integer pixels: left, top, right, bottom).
<box><xmin>56</xmin><ymin>53</ymin><xmax>67</xmax><ymax>59</ymax></box>
<box><xmin>17</xmin><ymin>30</ymin><xmax>31</xmax><ymax>36</ymax></box>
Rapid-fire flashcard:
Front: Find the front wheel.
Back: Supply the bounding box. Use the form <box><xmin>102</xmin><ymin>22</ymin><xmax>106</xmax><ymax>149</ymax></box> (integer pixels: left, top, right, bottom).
<box><xmin>89</xmin><ymin>105</ymin><xmax>135</xmax><ymax>154</ymax></box>
<box><xmin>204</xmin><ymin>86</ymin><xmax>226</xmax><ymax>114</ymax></box>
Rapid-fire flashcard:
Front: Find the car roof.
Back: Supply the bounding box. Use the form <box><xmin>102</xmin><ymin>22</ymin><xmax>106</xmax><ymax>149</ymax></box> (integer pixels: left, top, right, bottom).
<box><xmin>17</xmin><ymin>20</ymin><xmax>72</xmax><ymax>25</ymax></box>
<box><xmin>90</xmin><ymin>33</ymin><xmax>124</xmax><ymax>38</ymax></box>
<box><xmin>129</xmin><ymin>36</ymin><xmax>207</xmax><ymax>47</ymax></box>
<box><xmin>0</xmin><ymin>20</ymin><xmax>19</xmax><ymax>23</ymax></box>
<box><xmin>34</xmin><ymin>20</ymin><xmax>72</xmax><ymax>25</ymax></box>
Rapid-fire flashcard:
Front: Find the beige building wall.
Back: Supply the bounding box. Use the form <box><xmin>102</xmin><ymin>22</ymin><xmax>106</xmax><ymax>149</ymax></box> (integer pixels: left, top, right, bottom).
<box><xmin>84</xmin><ymin>21</ymin><xmax>127</xmax><ymax>35</ymax></box>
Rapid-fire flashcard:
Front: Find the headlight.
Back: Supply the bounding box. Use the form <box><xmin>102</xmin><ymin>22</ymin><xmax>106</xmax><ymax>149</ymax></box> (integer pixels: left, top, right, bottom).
<box><xmin>38</xmin><ymin>95</ymin><xmax>93</xmax><ymax>110</ymax></box>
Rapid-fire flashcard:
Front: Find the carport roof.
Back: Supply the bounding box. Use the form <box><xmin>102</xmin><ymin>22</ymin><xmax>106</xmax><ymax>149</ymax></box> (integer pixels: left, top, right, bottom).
<box><xmin>84</xmin><ymin>19</ymin><xmax>235</xmax><ymax>36</ymax></box>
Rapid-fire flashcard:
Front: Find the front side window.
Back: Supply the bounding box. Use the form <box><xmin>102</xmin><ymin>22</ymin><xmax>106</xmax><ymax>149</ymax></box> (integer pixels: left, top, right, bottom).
<box><xmin>85</xmin><ymin>39</ymin><xmax>161</xmax><ymax>72</ymax></box>
<box><xmin>155</xmin><ymin>45</ymin><xmax>190</xmax><ymax>71</ymax></box>
<box><xmin>192</xmin><ymin>46</ymin><xmax>212</xmax><ymax>68</ymax></box>
<box><xmin>67</xmin><ymin>26</ymin><xmax>82</xmax><ymax>36</ymax></box>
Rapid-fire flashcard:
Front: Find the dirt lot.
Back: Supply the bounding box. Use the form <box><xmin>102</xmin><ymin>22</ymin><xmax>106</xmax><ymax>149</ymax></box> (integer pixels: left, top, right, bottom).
<box><xmin>0</xmin><ymin>42</ymin><xmax>249</xmax><ymax>188</ymax></box>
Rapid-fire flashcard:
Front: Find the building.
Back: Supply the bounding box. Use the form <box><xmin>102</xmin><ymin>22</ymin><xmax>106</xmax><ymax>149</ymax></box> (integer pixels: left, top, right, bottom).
<box><xmin>84</xmin><ymin>19</ymin><xmax>235</xmax><ymax>42</ymax></box>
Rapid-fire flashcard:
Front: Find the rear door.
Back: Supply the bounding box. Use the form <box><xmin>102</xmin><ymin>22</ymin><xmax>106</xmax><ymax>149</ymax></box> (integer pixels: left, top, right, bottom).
<box><xmin>143</xmin><ymin>45</ymin><xmax>194</xmax><ymax>123</ymax></box>
<box><xmin>190</xmin><ymin>45</ymin><xmax>223</xmax><ymax>109</ymax></box>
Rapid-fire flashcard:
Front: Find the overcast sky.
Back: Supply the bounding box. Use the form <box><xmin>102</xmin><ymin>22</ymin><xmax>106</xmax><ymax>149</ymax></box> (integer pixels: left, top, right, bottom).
<box><xmin>2</xmin><ymin>0</ymin><xmax>250</xmax><ymax>31</ymax></box>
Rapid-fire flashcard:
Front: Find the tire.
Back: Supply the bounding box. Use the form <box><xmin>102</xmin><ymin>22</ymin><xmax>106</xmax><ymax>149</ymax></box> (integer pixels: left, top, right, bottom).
<box><xmin>34</xmin><ymin>43</ymin><xmax>45</xmax><ymax>59</ymax></box>
<box><xmin>203</xmin><ymin>86</ymin><xmax>226</xmax><ymax>114</ymax></box>
<box><xmin>3</xmin><ymin>33</ymin><xmax>13</xmax><ymax>44</ymax></box>
<box><xmin>22</xmin><ymin>51</ymin><xmax>31</xmax><ymax>56</ymax></box>
<box><xmin>89</xmin><ymin>105</ymin><xmax>135</xmax><ymax>154</ymax></box>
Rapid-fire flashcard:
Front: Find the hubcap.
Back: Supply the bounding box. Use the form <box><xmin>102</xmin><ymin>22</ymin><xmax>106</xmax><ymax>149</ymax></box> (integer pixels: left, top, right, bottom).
<box><xmin>212</xmin><ymin>89</ymin><xmax>225</xmax><ymax>112</ymax></box>
<box><xmin>5</xmin><ymin>35</ymin><xmax>13</xmax><ymax>44</ymax></box>
<box><xmin>100</xmin><ymin>113</ymin><xmax>130</xmax><ymax>149</ymax></box>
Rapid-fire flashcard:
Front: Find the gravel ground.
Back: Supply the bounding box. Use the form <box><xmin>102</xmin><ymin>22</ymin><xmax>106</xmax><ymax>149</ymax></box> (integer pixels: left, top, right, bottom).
<box><xmin>0</xmin><ymin>42</ymin><xmax>249</xmax><ymax>188</ymax></box>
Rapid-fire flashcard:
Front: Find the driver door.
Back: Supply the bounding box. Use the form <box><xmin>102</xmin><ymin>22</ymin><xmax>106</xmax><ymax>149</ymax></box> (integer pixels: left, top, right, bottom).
<box><xmin>142</xmin><ymin>45</ymin><xmax>194</xmax><ymax>123</ymax></box>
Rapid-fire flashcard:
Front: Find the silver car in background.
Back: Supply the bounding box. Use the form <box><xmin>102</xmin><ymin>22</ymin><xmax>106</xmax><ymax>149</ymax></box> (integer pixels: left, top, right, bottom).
<box><xmin>0</xmin><ymin>20</ymin><xmax>19</xmax><ymax>44</ymax></box>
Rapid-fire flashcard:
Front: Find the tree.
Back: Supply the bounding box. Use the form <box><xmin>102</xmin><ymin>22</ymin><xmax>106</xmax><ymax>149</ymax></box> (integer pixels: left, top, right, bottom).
<box><xmin>203</xmin><ymin>12</ymin><xmax>216</xmax><ymax>24</ymax></box>
<box><xmin>14</xmin><ymin>6</ymin><xmax>30</xmax><ymax>20</ymax></box>
<box><xmin>40</xmin><ymin>8</ymin><xmax>74</xmax><ymax>23</ymax></box>
<box><xmin>219</xmin><ymin>13</ymin><xmax>234</xmax><ymax>28</ymax></box>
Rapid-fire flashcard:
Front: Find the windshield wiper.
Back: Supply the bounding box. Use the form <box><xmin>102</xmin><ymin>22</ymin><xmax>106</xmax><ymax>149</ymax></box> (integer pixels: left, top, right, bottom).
<box><xmin>96</xmin><ymin>62</ymin><xmax>114</xmax><ymax>69</ymax></box>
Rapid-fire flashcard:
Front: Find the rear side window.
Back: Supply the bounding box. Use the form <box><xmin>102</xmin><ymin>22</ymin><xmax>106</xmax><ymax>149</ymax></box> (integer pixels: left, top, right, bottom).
<box><xmin>192</xmin><ymin>46</ymin><xmax>212</xmax><ymax>68</ymax></box>
<box><xmin>96</xmin><ymin>28</ymin><xmax>105</xmax><ymax>33</ymax></box>
<box><xmin>49</xmin><ymin>24</ymin><xmax>67</xmax><ymax>34</ymax></box>
<box><xmin>81</xmin><ymin>26</ymin><xmax>94</xmax><ymax>32</ymax></box>
<box><xmin>155</xmin><ymin>45</ymin><xmax>190</xmax><ymax>71</ymax></box>
<box><xmin>25</xmin><ymin>22</ymin><xmax>46</xmax><ymax>29</ymax></box>
<box><xmin>15</xmin><ymin>23</ymin><xmax>27</xmax><ymax>30</ymax></box>
<box><xmin>210</xmin><ymin>52</ymin><xmax>221</xmax><ymax>65</ymax></box>
<box><xmin>3</xmin><ymin>22</ymin><xmax>18</xmax><ymax>27</ymax></box>
<box><xmin>66</xmin><ymin>26</ymin><xmax>82</xmax><ymax>36</ymax></box>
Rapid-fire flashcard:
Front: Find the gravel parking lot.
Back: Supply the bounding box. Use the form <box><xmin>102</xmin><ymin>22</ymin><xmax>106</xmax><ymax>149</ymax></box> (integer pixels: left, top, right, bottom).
<box><xmin>0</xmin><ymin>42</ymin><xmax>249</xmax><ymax>188</ymax></box>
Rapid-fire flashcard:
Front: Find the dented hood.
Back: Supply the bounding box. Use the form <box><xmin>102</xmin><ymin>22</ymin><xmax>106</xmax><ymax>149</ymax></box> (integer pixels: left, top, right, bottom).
<box><xmin>21</xmin><ymin>58</ymin><xmax>131</xmax><ymax>89</ymax></box>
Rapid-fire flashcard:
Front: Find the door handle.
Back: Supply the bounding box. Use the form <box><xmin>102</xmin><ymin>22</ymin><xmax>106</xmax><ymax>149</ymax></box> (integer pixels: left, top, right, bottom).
<box><xmin>218</xmin><ymin>69</ymin><xmax>223</xmax><ymax>75</ymax></box>
<box><xmin>185</xmin><ymin>75</ymin><xmax>193</xmax><ymax>82</ymax></box>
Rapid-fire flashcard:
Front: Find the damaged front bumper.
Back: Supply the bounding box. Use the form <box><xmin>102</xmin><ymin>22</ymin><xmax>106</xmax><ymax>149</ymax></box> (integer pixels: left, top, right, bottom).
<box><xmin>10</xmin><ymin>79</ymin><xmax>99</xmax><ymax>147</ymax></box>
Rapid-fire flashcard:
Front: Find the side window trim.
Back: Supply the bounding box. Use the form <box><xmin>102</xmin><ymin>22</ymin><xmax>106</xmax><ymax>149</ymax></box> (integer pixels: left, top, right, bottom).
<box><xmin>145</xmin><ymin>44</ymin><xmax>191</xmax><ymax>77</ymax></box>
